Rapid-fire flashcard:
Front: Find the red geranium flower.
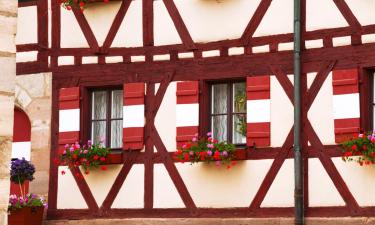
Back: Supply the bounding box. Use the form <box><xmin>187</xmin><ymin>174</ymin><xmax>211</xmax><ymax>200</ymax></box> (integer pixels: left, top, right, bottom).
<box><xmin>351</xmin><ymin>145</ymin><xmax>357</xmax><ymax>151</ymax></box>
<box><xmin>100</xmin><ymin>157</ymin><xmax>106</xmax><ymax>162</ymax></box>
<box><xmin>101</xmin><ymin>166</ymin><xmax>108</xmax><ymax>171</ymax></box>
<box><xmin>93</xmin><ymin>155</ymin><xmax>99</xmax><ymax>160</ymax></box>
<box><xmin>61</xmin><ymin>170</ymin><xmax>66</xmax><ymax>175</ymax></box>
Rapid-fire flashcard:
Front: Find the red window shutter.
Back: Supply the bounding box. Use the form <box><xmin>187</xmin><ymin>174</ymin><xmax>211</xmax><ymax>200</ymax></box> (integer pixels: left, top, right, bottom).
<box><xmin>123</xmin><ymin>83</ymin><xmax>145</xmax><ymax>150</ymax></box>
<box><xmin>246</xmin><ymin>76</ymin><xmax>271</xmax><ymax>147</ymax></box>
<box><xmin>176</xmin><ymin>81</ymin><xmax>199</xmax><ymax>148</ymax></box>
<box><xmin>332</xmin><ymin>69</ymin><xmax>360</xmax><ymax>143</ymax></box>
<box><xmin>58</xmin><ymin>87</ymin><xmax>80</xmax><ymax>155</ymax></box>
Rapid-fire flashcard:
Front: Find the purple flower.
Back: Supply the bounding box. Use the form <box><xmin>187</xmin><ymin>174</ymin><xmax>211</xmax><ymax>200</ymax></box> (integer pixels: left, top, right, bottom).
<box><xmin>207</xmin><ymin>132</ymin><xmax>212</xmax><ymax>137</ymax></box>
<box><xmin>222</xmin><ymin>151</ymin><xmax>228</xmax><ymax>157</ymax></box>
<box><xmin>87</xmin><ymin>140</ymin><xmax>92</xmax><ymax>146</ymax></box>
<box><xmin>10</xmin><ymin>158</ymin><xmax>35</xmax><ymax>184</ymax></box>
<box><xmin>368</xmin><ymin>135</ymin><xmax>372</xmax><ymax>140</ymax></box>
<box><xmin>189</xmin><ymin>151</ymin><xmax>194</xmax><ymax>156</ymax></box>
<box><xmin>207</xmin><ymin>150</ymin><xmax>213</xmax><ymax>156</ymax></box>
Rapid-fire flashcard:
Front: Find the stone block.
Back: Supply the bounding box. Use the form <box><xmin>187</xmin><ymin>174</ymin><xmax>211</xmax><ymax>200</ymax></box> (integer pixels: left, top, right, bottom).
<box><xmin>0</xmin><ymin>34</ymin><xmax>16</xmax><ymax>53</ymax></box>
<box><xmin>0</xmin><ymin>57</ymin><xmax>15</xmax><ymax>93</ymax></box>
<box><xmin>16</xmin><ymin>89</ymin><xmax>31</xmax><ymax>108</ymax></box>
<box><xmin>44</xmin><ymin>73</ymin><xmax>52</xmax><ymax>97</ymax></box>
<box><xmin>29</xmin><ymin>170</ymin><xmax>49</xmax><ymax>195</ymax></box>
<box><xmin>0</xmin><ymin>95</ymin><xmax>15</xmax><ymax>136</ymax></box>
<box><xmin>16</xmin><ymin>74</ymin><xmax>45</xmax><ymax>98</ymax></box>
<box><xmin>27</xmin><ymin>97</ymin><xmax>51</xmax><ymax>123</ymax></box>
<box><xmin>0</xmin><ymin>14</ymin><xmax>17</xmax><ymax>35</ymax></box>
<box><xmin>31</xmin><ymin>148</ymin><xmax>50</xmax><ymax>171</ymax></box>
<box><xmin>0</xmin><ymin>0</ymin><xmax>17</xmax><ymax>15</ymax></box>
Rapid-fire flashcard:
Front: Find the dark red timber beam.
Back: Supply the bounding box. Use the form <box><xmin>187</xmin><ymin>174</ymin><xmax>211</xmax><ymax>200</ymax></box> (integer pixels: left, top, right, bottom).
<box><xmin>71</xmin><ymin>5</ymin><xmax>100</xmax><ymax>52</ymax></box>
<box><xmin>332</xmin><ymin>0</ymin><xmax>362</xmax><ymax>44</ymax></box>
<box><xmin>241</xmin><ymin>0</ymin><xmax>272</xmax><ymax>46</ymax></box>
<box><xmin>142</xmin><ymin>0</ymin><xmax>154</xmax><ymax>47</ymax></box>
<box><xmin>162</xmin><ymin>0</ymin><xmax>196</xmax><ymax>50</ymax></box>
<box><xmin>101</xmin><ymin>0</ymin><xmax>132</xmax><ymax>53</ymax></box>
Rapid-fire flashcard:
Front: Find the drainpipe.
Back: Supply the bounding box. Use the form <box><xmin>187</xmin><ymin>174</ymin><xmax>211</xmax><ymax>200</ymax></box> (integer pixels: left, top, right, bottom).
<box><xmin>293</xmin><ymin>0</ymin><xmax>304</xmax><ymax>224</ymax></box>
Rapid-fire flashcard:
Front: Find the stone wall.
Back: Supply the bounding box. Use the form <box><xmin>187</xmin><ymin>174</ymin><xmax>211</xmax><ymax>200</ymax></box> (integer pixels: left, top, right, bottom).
<box><xmin>0</xmin><ymin>0</ymin><xmax>17</xmax><ymax>224</ymax></box>
<box><xmin>15</xmin><ymin>73</ymin><xmax>52</xmax><ymax>196</ymax></box>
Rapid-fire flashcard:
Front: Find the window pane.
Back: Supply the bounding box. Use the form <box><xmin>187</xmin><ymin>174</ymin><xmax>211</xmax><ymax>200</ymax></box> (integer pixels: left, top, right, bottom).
<box><xmin>111</xmin><ymin>90</ymin><xmax>123</xmax><ymax>119</ymax></box>
<box><xmin>212</xmin><ymin>115</ymin><xmax>227</xmax><ymax>142</ymax></box>
<box><xmin>92</xmin><ymin>91</ymin><xmax>107</xmax><ymax>120</ymax></box>
<box><xmin>211</xmin><ymin>84</ymin><xmax>228</xmax><ymax>114</ymax></box>
<box><xmin>92</xmin><ymin>121</ymin><xmax>106</xmax><ymax>146</ymax></box>
<box><xmin>233</xmin><ymin>114</ymin><xmax>247</xmax><ymax>144</ymax></box>
<box><xmin>233</xmin><ymin>82</ymin><xmax>246</xmax><ymax>113</ymax></box>
<box><xmin>373</xmin><ymin>72</ymin><xmax>375</xmax><ymax>103</ymax></box>
<box><xmin>111</xmin><ymin>120</ymin><xmax>122</xmax><ymax>148</ymax></box>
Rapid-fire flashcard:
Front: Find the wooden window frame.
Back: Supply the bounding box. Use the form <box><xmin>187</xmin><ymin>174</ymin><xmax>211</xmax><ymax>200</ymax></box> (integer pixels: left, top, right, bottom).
<box><xmin>84</xmin><ymin>87</ymin><xmax>123</xmax><ymax>151</ymax></box>
<box><xmin>359</xmin><ymin>68</ymin><xmax>374</xmax><ymax>132</ymax></box>
<box><xmin>201</xmin><ymin>79</ymin><xmax>246</xmax><ymax>147</ymax></box>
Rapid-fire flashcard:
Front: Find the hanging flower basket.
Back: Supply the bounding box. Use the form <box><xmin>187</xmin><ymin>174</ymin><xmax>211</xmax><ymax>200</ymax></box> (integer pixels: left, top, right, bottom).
<box><xmin>174</xmin><ymin>132</ymin><xmax>242</xmax><ymax>169</ymax></box>
<box><xmin>341</xmin><ymin>130</ymin><xmax>375</xmax><ymax>166</ymax></box>
<box><xmin>60</xmin><ymin>0</ymin><xmax>113</xmax><ymax>11</ymax></box>
<box><xmin>56</xmin><ymin>140</ymin><xmax>110</xmax><ymax>175</ymax></box>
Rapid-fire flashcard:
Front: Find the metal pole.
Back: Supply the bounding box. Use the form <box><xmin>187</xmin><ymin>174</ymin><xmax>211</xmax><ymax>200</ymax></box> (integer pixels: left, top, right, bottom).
<box><xmin>293</xmin><ymin>0</ymin><xmax>304</xmax><ymax>224</ymax></box>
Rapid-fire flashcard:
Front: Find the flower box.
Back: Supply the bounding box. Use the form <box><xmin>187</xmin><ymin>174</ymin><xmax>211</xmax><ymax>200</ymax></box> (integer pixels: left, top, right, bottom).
<box><xmin>8</xmin><ymin>207</ymin><xmax>44</xmax><ymax>225</ymax></box>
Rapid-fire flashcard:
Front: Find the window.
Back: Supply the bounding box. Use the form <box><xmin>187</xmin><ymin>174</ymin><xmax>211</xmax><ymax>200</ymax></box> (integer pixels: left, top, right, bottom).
<box><xmin>210</xmin><ymin>81</ymin><xmax>246</xmax><ymax>145</ymax></box>
<box><xmin>90</xmin><ymin>89</ymin><xmax>123</xmax><ymax>148</ymax></box>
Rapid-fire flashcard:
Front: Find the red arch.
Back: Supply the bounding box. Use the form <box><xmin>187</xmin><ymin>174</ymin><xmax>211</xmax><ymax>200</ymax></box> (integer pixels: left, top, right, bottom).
<box><xmin>13</xmin><ymin>107</ymin><xmax>31</xmax><ymax>142</ymax></box>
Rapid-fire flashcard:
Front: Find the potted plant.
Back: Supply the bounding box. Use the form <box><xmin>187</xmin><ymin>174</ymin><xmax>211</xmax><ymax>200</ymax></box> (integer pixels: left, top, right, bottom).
<box><xmin>57</xmin><ymin>140</ymin><xmax>110</xmax><ymax>175</ymax></box>
<box><xmin>8</xmin><ymin>158</ymin><xmax>47</xmax><ymax>225</ymax></box>
<box><xmin>174</xmin><ymin>132</ymin><xmax>239</xmax><ymax>169</ymax></box>
<box><xmin>341</xmin><ymin>130</ymin><xmax>375</xmax><ymax>166</ymax></box>
<box><xmin>60</xmin><ymin>0</ymin><xmax>112</xmax><ymax>11</ymax></box>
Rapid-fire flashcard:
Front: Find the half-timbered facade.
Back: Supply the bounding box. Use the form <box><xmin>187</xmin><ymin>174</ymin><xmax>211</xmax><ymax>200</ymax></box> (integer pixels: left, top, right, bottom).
<box><xmin>12</xmin><ymin>0</ymin><xmax>375</xmax><ymax>222</ymax></box>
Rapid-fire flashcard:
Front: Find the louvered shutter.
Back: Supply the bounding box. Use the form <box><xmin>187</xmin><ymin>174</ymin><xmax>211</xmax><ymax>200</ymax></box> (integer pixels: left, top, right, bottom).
<box><xmin>58</xmin><ymin>87</ymin><xmax>80</xmax><ymax>154</ymax></box>
<box><xmin>176</xmin><ymin>81</ymin><xmax>199</xmax><ymax>148</ymax></box>
<box><xmin>246</xmin><ymin>76</ymin><xmax>271</xmax><ymax>147</ymax></box>
<box><xmin>123</xmin><ymin>83</ymin><xmax>145</xmax><ymax>150</ymax></box>
<box><xmin>332</xmin><ymin>69</ymin><xmax>360</xmax><ymax>143</ymax></box>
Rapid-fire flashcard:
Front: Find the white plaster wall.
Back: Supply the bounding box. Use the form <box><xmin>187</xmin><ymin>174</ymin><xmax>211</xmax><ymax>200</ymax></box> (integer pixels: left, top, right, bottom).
<box><xmin>154</xmin><ymin>164</ymin><xmax>185</xmax><ymax>208</ymax></box>
<box><xmin>261</xmin><ymin>159</ymin><xmax>294</xmax><ymax>207</ymax></box>
<box><xmin>16</xmin><ymin>6</ymin><xmax>37</xmax><ymax>45</ymax></box>
<box><xmin>345</xmin><ymin>0</ymin><xmax>375</xmax><ymax>26</ymax></box>
<box><xmin>174</xmin><ymin>0</ymin><xmax>261</xmax><ymax>43</ymax></box>
<box><xmin>309</xmin><ymin>158</ymin><xmax>345</xmax><ymax>207</ymax></box>
<box><xmin>57</xmin><ymin>166</ymin><xmax>87</xmax><ymax>209</ymax></box>
<box><xmin>253</xmin><ymin>0</ymin><xmax>293</xmax><ymax>37</ymax></box>
<box><xmin>333</xmin><ymin>157</ymin><xmax>375</xmax><ymax>207</ymax></box>
<box><xmin>112</xmin><ymin>164</ymin><xmax>144</xmax><ymax>208</ymax></box>
<box><xmin>155</xmin><ymin>82</ymin><xmax>177</xmax><ymax>152</ymax></box>
<box><xmin>175</xmin><ymin>160</ymin><xmax>273</xmax><ymax>208</ymax></box>
<box><xmin>306</xmin><ymin>0</ymin><xmax>348</xmax><ymax>31</ymax></box>
<box><xmin>307</xmin><ymin>72</ymin><xmax>335</xmax><ymax>145</ymax></box>
<box><xmin>270</xmin><ymin>75</ymin><xmax>294</xmax><ymax>147</ymax></box>
<box><xmin>82</xmin><ymin>165</ymin><xmax>122</xmax><ymax>207</ymax></box>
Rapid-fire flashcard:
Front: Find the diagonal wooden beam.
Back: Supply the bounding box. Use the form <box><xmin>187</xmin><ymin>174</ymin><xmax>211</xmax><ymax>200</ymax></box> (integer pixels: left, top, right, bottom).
<box><xmin>306</xmin><ymin>121</ymin><xmax>360</xmax><ymax>215</ymax></box>
<box><xmin>162</xmin><ymin>0</ymin><xmax>196</xmax><ymax>50</ymax></box>
<box><xmin>152</xmin><ymin>127</ymin><xmax>197</xmax><ymax>209</ymax></box>
<box><xmin>241</xmin><ymin>0</ymin><xmax>273</xmax><ymax>46</ymax></box>
<box><xmin>149</xmin><ymin>75</ymin><xmax>196</xmax><ymax>209</ymax></box>
<box><xmin>71</xmin><ymin>5</ymin><xmax>100</xmax><ymax>53</ymax></box>
<box><xmin>249</xmin><ymin>128</ymin><xmax>294</xmax><ymax>209</ymax></box>
<box><xmin>101</xmin><ymin>153</ymin><xmax>137</xmax><ymax>210</ymax></box>
<box><xmin>306</xmin><ymin>61</ymin><xmax>336</xmax><ymax>110</ymax></box>
<box><xmin>102</xmin><ymin>0</ymin><xmax>132</xmax><ymax>53</ymax></box>
<box><xmin>270</xmin><ymin>65</ymin><xmax>294</xmax><ymax>104</ymax></box>
<box><xmin>332</xmin><ymin>0</ymin><xmax>362</xmax><ymax>32</ymax></box>
<box><xmin>70</xmin><ymin>166</ymin><xmax>99</xmax><ymax>211</ymax></box>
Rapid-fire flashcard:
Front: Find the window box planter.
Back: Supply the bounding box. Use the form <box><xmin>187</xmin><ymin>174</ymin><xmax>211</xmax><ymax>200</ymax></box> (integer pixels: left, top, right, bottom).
<box><xmin>8</xmin><ymin>207</ymin><xmax>44</xmax><ymax>225</ymax></box>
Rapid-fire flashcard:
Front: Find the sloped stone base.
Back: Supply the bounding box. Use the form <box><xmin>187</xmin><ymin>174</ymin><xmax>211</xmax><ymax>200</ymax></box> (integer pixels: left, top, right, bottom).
<box><xmin>44</xmin><ymin>217</ymin><xmax>375</xmax><ymax>225</ymax></box>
